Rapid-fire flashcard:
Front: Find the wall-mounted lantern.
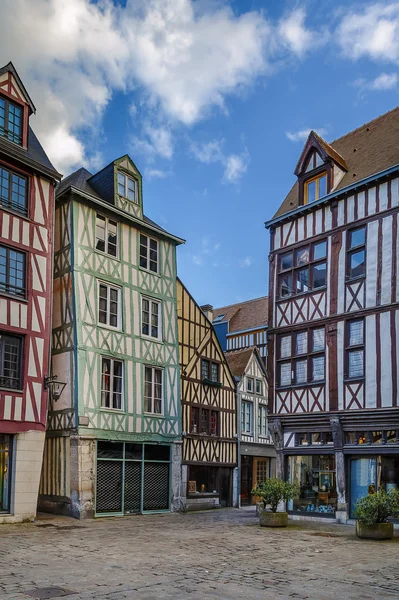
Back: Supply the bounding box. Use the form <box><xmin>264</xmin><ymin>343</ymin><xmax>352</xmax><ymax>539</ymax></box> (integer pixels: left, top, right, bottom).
<box><xmin>44</xmin><ymin>375</ymin><xmax>66</xmax><ymax>402</ymax></box>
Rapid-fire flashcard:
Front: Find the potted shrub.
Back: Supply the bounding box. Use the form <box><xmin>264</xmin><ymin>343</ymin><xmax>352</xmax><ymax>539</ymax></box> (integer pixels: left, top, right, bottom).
<box><xmin>251</xmin><ymin>478</ymin><xmax>298</xmax><ymax>527</ymax></box>
<box><xmin>353</xmin><ymin>489</ymin><xmax>399</xmax><ymax>540</ymax></box>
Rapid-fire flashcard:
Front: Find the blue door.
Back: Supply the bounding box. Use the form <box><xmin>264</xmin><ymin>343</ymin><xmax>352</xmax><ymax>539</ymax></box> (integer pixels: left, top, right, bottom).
<box><xmin>350</xmin><ymin>457</ymin><xmax>377</xmax><ymax>518</ymax></box>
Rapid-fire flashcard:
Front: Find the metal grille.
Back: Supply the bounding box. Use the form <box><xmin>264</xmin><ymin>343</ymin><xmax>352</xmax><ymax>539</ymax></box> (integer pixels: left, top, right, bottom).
<box><xmin>143</xmin><ymin>462</ymin><xmax>169</xmax><ymax>511</ymax></box>
<box><xmin>124</xmin><ymin>462</ymin><xmax>141</xmax><ymax>514</ymax></box>
<box><xmin>96</xmin><ymin>460</ymin><xmax>122</xmax><ymax>513</ymax></box>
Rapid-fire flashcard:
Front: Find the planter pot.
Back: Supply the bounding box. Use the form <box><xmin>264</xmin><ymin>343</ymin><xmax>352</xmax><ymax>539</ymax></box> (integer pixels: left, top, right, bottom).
<box><xmin>259</xmin><ymin>510</ymin><xmax>288</xmax><ymax>528</ymax></box>
<box><xmin>355</xmin><ymin>520</ymin><xmax>394</xmax><ymax>540</ymax></box>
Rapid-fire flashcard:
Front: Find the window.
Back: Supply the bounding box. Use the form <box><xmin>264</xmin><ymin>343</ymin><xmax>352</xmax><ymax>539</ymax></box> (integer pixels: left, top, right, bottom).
<box><xmin>241</xmin><ymin>401</ymin><xmax>253</xmax><ymax>434</ymax></box>
<box><xmin>141</xmin><ymin>297</ymin><xmax>162</xmax><ymax>340</ymax></box>
<box><xmin>305</xmin><ymin>151</ymin><xmax>324</xmax><ymax>173</ymax></box>
<box><xmin>278</xmin><ymin>240</ymin><xmax>327</xmax><ymax>298</ymax></box>
<box><xmin>117</xmin><ymin>172</ymin><xmax>136</xmax><ymax>202</ymax></box>
<box><xmin>98</xmin><ymin>282</ymin><xmax>121</xmax><ymax>328</ymax></box>
<box><xmin>346</xmin><ymin>319</ymin><xmax>364</xmax><ymax>379</ymax></box>
<box><xmin>0</xmin><ymin>166</ymin><xmax>28</xmax><ymax>216</ymax></box>
<box><xmin>258</xmin><ymin>405</ymin><xmax>268</xmax><ymax>436</ymax></box>
<box><xmin>255</xmin><ymin>379</ymin><xmax>263</xmax><ymax>395</ymax></box>
<box><xmin>347</xmin><ymin>226</ymin><xmax>366</xmax><ymax>280</ymax></box>
<box><xmin>0</xmin><ymin>245</ymin><xmax>25</xmax><ymax>297</ymax></box>
<box><xmin>101</xmin><ymin>357</ymin><xmax>123</xmax><ymax>409</ymax></box>
<box><xmin>139</xmin><ymin>234</ymin><xmax>158</xmax><ymax>273</ymax></box>
<box><xmin>144</xmin><ymin>366</ymin><xmax>163</xmax><ymax>414</ymax></box>
<box><xmin>0</xmin><ymin>96</ymin><xmax>22</xmax><ymax>145</ymax></box>
<box><xmin>304</xmin><ymin>172</ymin><xmax>327</xmax><ymax>204</ymax></box>
<box><xmin>0</xmin><ymin>333</ymin><xmax>22</xmax><ymax>390</ymax></box>
<box><xmin>247</xmin><ymin>377</ymin><xmax>254</xmax><ymax>393</ymax></box>
<box><xmin>201</xmin><ymin>359</ymin><xmax>219</xmax><ymax>383</ymax></box>
<box><xmin>213</xmin><ymin>314</ymin><xmax>225</xmax><ymax>323</ymax></box>
<box><xmin>191</xmin><ymin>407</ymin><xmax>219</xmax><ymax>435</ymax></box>
<box><xmin>277</xmin><ymin>327</ymin><xmax>325</xmax><ymax>387</ymax></box>
<box><xmin>95</xmin><ymin>214</ymin><xmax>118</xmax><ymax>257</ymax></box>
<box><xmin>296</xmin><ymin>432</ymin><xmax>333</xmax><ymax>446</ymax></box>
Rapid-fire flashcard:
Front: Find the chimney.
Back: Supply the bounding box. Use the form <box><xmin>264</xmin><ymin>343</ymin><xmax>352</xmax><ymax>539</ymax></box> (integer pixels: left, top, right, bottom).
<box><xmin>200</xmin><ymin>304</ymin><xmax>214</xmax><ymax>322</ymax></box>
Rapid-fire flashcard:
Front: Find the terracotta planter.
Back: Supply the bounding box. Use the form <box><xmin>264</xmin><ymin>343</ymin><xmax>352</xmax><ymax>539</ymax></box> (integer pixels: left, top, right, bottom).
<box><xmin>259</xmin><ymin>510</ymin><xmax>288</xmax><ymax>527</ymax></box>
<box><xmin>355</xmin><ymin>520</ymin><xmax>394</xmax><ymax>540</ymax></box>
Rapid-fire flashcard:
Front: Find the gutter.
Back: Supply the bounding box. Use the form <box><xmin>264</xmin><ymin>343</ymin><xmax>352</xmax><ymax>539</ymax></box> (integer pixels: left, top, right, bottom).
<box><xmin>265</xmin><ymin>162</ymin><xmax>399</xmax><ymax>230</ymax></box>
<box><xmin>59</xmin><ymin>185</ymin><xmax>186</xmax><ymax>245</ymax></box>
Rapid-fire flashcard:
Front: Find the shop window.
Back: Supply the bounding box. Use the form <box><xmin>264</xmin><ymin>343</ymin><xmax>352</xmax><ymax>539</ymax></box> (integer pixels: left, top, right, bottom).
<box><xmin>347</xmin><ymin>226</ymin><xmax>366</xmax><ymax>280</ymax></box>
<box><xmin>345</xmin><ymin>430</ymin><xmax>399</xmax><ymax>445</ymax></box>
<box><xmin>287</xmin><ymin>455</ymin><xmax>337</xmax><ymax>515</ymax></box>
<box><xmin>277</xmin><ymin>327</ymin><xmax>325</xmax><ymax>387</ymax></box>
<box><xmin>346</xmin><ymin>319</ymin><xmax>364</xmax><ymax>379</ymax></box>
<box><xmin>296</xmin><ymin>432</ymin><xmax>333</xmax><ymax>446</ymax></box>
<box><xmin>278</xmin><ymin>240</ymin><xmax>327</xmax><ymax>298</ymax></box>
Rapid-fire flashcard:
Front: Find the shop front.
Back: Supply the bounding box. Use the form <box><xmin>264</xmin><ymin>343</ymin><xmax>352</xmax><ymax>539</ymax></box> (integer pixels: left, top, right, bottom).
<box><xmin>186</xmin><ymin>465</ymin><xmax>233</xmax><ymax>510</ymax></box>
<box><xmin>287</xmin><ymin>454</ymin><xmax>337</xmax><ymax>516</ymax></box>
<box><xmin>240</xmin><ymin>455</ymin><xmax>272</xmax><ymax>506</ymax></box>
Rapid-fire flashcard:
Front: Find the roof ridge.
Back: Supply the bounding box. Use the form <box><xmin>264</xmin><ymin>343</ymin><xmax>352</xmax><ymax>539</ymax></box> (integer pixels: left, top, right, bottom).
<box><xmin>330</xmin><ymin>105</ymin><xmax>399</xmax><ymax>145</ymax></box>
<box><xmin>214</xmin><ymin>295</ymin><xmax>268</xmax><ymax>312</ymax></box>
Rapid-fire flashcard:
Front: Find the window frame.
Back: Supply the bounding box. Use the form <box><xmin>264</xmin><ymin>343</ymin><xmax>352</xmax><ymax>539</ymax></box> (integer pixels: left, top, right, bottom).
<box><xmin>241</xmin><ymin>400</ymin><xmax>253</xmax><ymax>434</ymax></box>
<box><xmin>144</xmin><ymin>365</ymin><xmax>163</xmax><ymax>415</ymax></box>
<box><xmin>117</xmin><ymin>171</ymin><xmax>137</xmax><ymax>203</ymax></box>
<box><xmin>95</xmin><ymin>214</ymin><xmax>119</xmax><ymax>258</ymax></box>
<box><xmin>277</xmin><ymin>239</ymin><xmax>327</xmax><ymax>299</ymax></box>
<box><xmin>100</xmin><ymin>356</ymin><xmax>124</xmax><ymax>411</ymax></box>
<box><xmin>190</xmin><ymin>406</ymin><xmax>219</xmax><ymax>436</ymax></box>
<box><xmin>0</xmin><ymin>244</ymin><xmax>26</xmax><ymax>298</ymax></box>
<box><xmin>255</xmin><ymin>379</ymin><xmax>263</xmax><ymax>395</ymax></box>
<box><xmin>0</xmin><ymin>165</ymin><xmax>28</xmax><ymax>216</ymax></box>
<box><xmin>345</xmin><ymin>318</ymin><xmax>365</xmax><ymax>380</ymax></box>
<box><xmin>258</xmin><ymin>404</ymin><xmax>268</xmax><ymax>437</ymax></box>
<box><xmin>276</xmin><ymin>327</ymin><xmax>326</xmax><ymax>388</ymax></box>
<box><xmin>0</xmin><ymin>95</ymin><xmax>23</xmax><ymax>146</ymax></box>
<box><xmin>0</xmin><ymin>333</ymin><xmax>23</xmax><ymax>391</ymax></box>
<box><xmin>97</xmin><ymin>281</ymin><xmax>122</xmax><ymax>330</ymax></box>
<box><xmin>141</xmin><ymin>296</ymin><xmax>162</xmax><ymax>341</ymax></box>
<box><xmin>201</xmin><ymin>359</ymin><xmax>220</xmax><ymax>385</ymax></box>
<box><xmin>346</xmin><ymin>226</ymin><xmax>367</xmax><ymax>281</ymax></box>
<box><xmin>304</xmin><ymin>172</ymin><xmax>328</xmax><ymax>205</ymax></box>
<box><xmin>246</xmin><ymin>377</ymin><xmax>254</xmax><ymax>393</ymax></box>
<box><xmin>139</xmin><ymin>234</ymin><xmax>159</xmax><ymax>274</ymax></box>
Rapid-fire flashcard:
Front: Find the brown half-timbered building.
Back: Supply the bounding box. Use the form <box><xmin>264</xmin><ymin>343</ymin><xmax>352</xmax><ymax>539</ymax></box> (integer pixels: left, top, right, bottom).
<box><xmin>266</xmin><ymin>108</ymin><xmax>399</xmax><ymax>522</ymax></box>
<box><xmin>177</xmin><ymin>279</ymin><xmax>238</xmax><ymax>510</ymax></box>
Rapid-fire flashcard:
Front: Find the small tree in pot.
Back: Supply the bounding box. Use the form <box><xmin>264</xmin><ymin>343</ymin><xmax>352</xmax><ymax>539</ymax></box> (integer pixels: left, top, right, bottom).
<box><xmin>354</xmin><ymin>489</ymin><xmax>399</xmax><ymax>540</ymax></box>
<box><xmin>251</xmin><ymin>478</ymin><xmax>299</xmax><ymax>527</ymax></box>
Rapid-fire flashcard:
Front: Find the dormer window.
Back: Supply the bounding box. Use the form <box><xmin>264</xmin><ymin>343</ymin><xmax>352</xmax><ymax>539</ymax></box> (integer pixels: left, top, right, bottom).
<box><xmin>305</xmin><ymin>151</ymin><xmax>324</xmax><ymax>172</ymax></box>
<box><xmin>117</xmin><ymin>172</ymin><xmax>136</xmax><ymax>203</ymax></box>
<box><xmin>304</xmin><ymin>172</ymin><xmax>327</xmax><ymax>204</ymax></box>
<box><xmin>0</xmin><ymin>96</ymin><xmax>22</xmax><ymax>145</ymax></box>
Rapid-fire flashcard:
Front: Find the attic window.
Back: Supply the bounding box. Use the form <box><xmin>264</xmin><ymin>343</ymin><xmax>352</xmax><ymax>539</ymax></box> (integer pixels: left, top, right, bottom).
<box><xmin>117</xmin><ymin>172</ymin><xmax>136</xmax><ymax>203</ymax></box>
<box><xmin>305</xmin><ymin>151</ymin><xmax>323</xmax><ymax>173</ymax></box>
<box><xmin>0</xmin><ymin>96</ymin><xmax>22</xmax><ymax>145</ymax></box>
<box><xmin>214</xmin><ymin>314</ymin><xmax>225</xmax><ymax>323</ymax></box>
<box><xmin>304</xmin><ymin>172</ymin><xmax>327</xmax><ymax>204</ymax></box>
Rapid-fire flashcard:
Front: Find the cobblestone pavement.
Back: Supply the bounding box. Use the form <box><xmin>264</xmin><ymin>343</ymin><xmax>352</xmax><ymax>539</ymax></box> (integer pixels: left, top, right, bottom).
<box><xmin>1</xmin><ymin>508</ymin><xmax>399</xmax><ymax>600</ymax></box>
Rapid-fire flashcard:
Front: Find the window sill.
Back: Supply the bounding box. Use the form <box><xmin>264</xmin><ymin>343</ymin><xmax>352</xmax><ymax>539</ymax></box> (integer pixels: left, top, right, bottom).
<box><xmin>118</xmin><ymin>194</ymin><xmax>139</xmax><ymax>205</ymax></box>
<box><xmin>343</xmin><ymin>377</ymin><xmax>365</xmax><ymax>383</ymax></box>
<box><xmin>0</xmin><ymin>386</ymin><xmax>23</xmax><ymax>394</ymax></box>
<box><xmin>202</xmin><ymin>378</ymin><xmax>222</xmax><ymax>388</ymax></box>
<box><xmin>139</xmin><ymin>266</ymin><xmax>160</xmax><ymax>278</ymax></box>
<box><xmin>345</xmin><ymin>275</ymin><xmax>366</xmax><ymax>283</ymax></box>
<box><xmin>276</xmin><ymin>381</ymin><xmax>326</xmax><ymax>390</ymax></box>
<box><xmin>0</xmin><ymin>291</ymin><xmax>28</xmax><ymax>303</ymax></box>
<box><xmin>100</xmin><ymin>407</ymin><xmax>125</xmax><ymax>413</ymax></box>
<box><xmin>97</xmin><ymin>323</ymin><xmax>123</xmax><ymax>332</ymax></box>
<box><xmin>0</xmin><ymin>202</ymin><xmax>30</xmax><ymax>221</ymax></box>
<box><xmin>277</xmin><ymin>286</ymin><xmax>327</xmax><ymax>302</ymax></box>
<box><xmin>144</xmin><ymin>412</ymin><xmax>164</xmax><ymax>418</ymax></box>
<box><xmin>95</xmin><ymin>249</ymin><xmax>120</xmax><ymax>262</ymax></box>
<box><xmin>141</xmin><ymin>334</ymin><xmax>163</xmax><ymax>344</ymax></box>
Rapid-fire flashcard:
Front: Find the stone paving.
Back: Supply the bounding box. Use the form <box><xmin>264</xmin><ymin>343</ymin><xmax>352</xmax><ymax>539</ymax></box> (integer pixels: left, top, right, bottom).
<box><xmin>1</xmin><ymin>508</ymin><xmax>399</xmax><ymax>600</ymax></box>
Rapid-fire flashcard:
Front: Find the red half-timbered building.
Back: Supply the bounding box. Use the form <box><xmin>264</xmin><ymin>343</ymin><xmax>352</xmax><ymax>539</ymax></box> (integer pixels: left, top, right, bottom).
<box><xmin>266</xmin><ymin>108</ymin><xmax>399</xmax><ymax>522</ymax></box>
<box><xmin>0</xmin><ymin>62</ymin><xmax>61</xmax><ymax>522</ymax></box>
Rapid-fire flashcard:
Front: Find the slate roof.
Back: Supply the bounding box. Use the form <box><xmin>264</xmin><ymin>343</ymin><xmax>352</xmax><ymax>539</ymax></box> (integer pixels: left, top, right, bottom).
<box><xmin>213</xmin><ymin>296</ymin><xmax>268</xmax><ymax>333</ymax></box>
<box><xmin>0</xmin><ymin>62</ymin><xmax>36</xmax><ymax>114</ymax></box>
<box><xmin>275</xmin><ymin>106</ymin><xmax>399</xmax><ymax>218</ymax></box>
<box><xmin>0</xmin><ymin>126</ymin><xmax>60</xmax><ymax>179</ymax></box>
<box><xmin>56</xmin><ymin>166</ymin><xmax>176</xmax><ymax>237</ymax></box>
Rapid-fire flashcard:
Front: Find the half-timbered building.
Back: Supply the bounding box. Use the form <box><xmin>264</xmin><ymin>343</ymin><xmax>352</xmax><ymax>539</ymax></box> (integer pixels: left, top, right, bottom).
<box><xmin>225</xmin><ymin>347</ymin><xmax>275</xmax><ymax>505</ymax></box>
<box><xmin>177</xmin><ymin>279</ymin><xmax>238</xmax><ymax>510</ymax></box>
<box><xmin>266</xmin><ymin>108</ymin><xmax>399</xmax><ymax>522</ymax></box>
<box><xmin>39</xmin><ymin>156</ymin><xmax>184</xmax><ymax>518</ymax></box>
<box><xmin>0</xmin><ymin>62</ymin><xmax>61</xmax><ymax>522</ymax></box>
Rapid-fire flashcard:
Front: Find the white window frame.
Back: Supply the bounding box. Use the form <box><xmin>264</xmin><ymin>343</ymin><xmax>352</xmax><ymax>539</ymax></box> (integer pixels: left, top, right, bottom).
<box><xmin>98</xmin><ymin>281</ymin><xmax>122</xmax><ymax>330</ymax></box>
<box><xmin>139</xmin><ymin>234</ymin><xmax>159</xmax><ymax>274</ymax></box>
<box><xmin>241</xmin><ymin>400</ymin><xmax>253</xmax><ymax>434</ymax></box>
<box><xmin>144</xmin><ymin>365</ymin><xmax>163</xmax><ymax>415</ymax></box>
<box><xmin>117</xmin><ymin>171</ymin><xmax>137</xmax><ymax>203</ymax></box>
<box><xmin>95</xmin><ymin>214</ymin><xmax>119</xmax><ymax>258</ymax></box>
<box><xmin>100</xmin><ymin>356</ymin><xmax>124</xmax><ymax>411</ymax></box>
<box><xmin>258</xmin><ymin>404</ymin><xmax>268</xmax><ymax>437</ymax></box>
<box><xmin>246</xmin><ymin>377</ymin><xmax>254</xmax><ymax>393</ymax></box>
<box><xmin>255</xmin><ymin>379</ymin><xmax>263</xmax><ymax>395</ymax></box>
<box><xmin>141</xmin><ymin>296</ymin><xmax>162</xmax><ymax>340</ymax></box>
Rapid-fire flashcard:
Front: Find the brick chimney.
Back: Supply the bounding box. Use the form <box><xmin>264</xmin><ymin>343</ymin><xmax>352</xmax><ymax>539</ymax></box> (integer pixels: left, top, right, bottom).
<box><xmin>200</xmin><ymin>304</ymin><xmax>214</xmax><ymax>322</ymax></box>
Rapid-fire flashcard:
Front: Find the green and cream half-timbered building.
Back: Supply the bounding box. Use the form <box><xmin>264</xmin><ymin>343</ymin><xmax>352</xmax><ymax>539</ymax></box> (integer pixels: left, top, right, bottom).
<box><xmin>38</xmin><ymin>155</ymin><xmax>185</xmax><ymax>518</ymax></box>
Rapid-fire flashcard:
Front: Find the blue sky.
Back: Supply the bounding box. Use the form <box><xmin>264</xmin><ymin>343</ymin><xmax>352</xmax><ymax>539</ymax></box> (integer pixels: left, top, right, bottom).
<box><xmin>1</xmin><ymin>0</ymin><xmax>399</xmax><ymax>307</ymax></box>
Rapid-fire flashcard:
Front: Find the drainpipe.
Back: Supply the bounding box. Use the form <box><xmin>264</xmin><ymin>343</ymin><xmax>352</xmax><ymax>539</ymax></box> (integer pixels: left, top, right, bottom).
<box><xmin>236</xmin><ymin>390</ymin><xmax>241</xmax><ymax>508</ymax></box>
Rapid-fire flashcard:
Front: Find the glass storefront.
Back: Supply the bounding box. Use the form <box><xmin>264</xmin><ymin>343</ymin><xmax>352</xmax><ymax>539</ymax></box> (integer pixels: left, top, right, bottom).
<box><xmin>350</xmin><ymin>456</ymin><xmax>399</xmax><ymax>517</ymax></box>
<box><xmin>0</xmin><ymin>435</ymin><xmax>11</xmax><ymax>513</ymax></box>
<box><xmin>287</xmin><ymin>454</ymin><xmax>336</xmax><ymax>515</ymax></box>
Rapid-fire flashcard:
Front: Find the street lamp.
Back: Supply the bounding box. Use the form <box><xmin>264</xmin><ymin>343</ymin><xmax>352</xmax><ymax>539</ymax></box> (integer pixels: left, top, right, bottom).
<box><xmin>44</xmin><ymin>375</ymin><xmax>66</xmax><ymax>402</ymax></box>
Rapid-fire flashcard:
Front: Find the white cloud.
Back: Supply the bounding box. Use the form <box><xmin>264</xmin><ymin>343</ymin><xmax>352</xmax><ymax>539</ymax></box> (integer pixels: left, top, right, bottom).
<box><xmin>286</xmin><ymin>128</ymin><xmax>328</xmax><ymax>143</ymax></box>
<box><xmin>145</xmin><ymin>168</ymin><xmax>170</xmax><ymax>179</ymax></box>
<box><xmin>240</xmin><ymin>256</ymin><xmax>253</xmax><ymax>268</ymax></box>
<box><xmin>353</xmin><ymin>72</ymin><xmax>398</xmax><ymax>93</ymax></box>
<box><xmin>278</xmin><ymin>8</ymin><xmax>325</xmax><ymax>56</ymax></box>
<box><xmin>0</xmin><ymin>0</ymin><xmax>324</xmax><ymax>174</ymax></box>
<box><xmin>191</xmin><ymin>138</ymin><xmax>249</xmax><ymax>183</ymax></box>
<box><xmin>192</xmin><ymin>255</ymin><xmax>203</xmax><ymax>266</ymax></box>
<box><xmin>337</xmin><ymin>3</ymin><xmax>399</xmax><ymax>63</ymax></box>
